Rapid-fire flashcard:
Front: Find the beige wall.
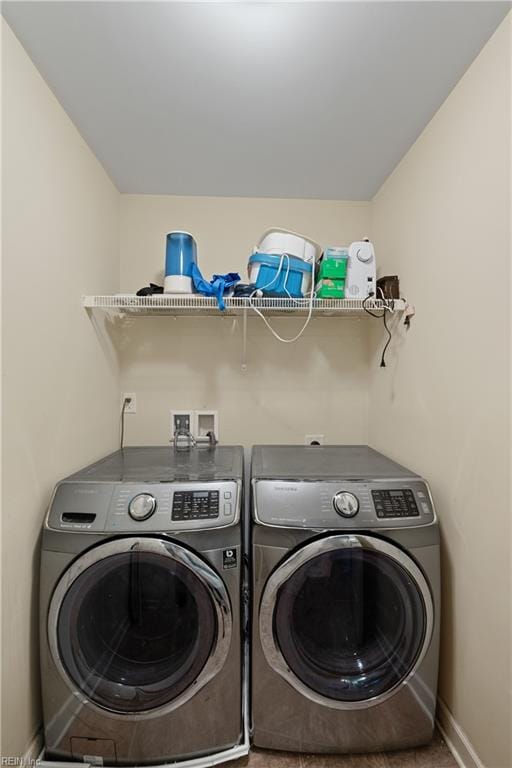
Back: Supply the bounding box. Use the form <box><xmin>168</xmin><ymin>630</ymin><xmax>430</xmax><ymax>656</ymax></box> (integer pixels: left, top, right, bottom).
<box><xmin>120</xmin><ymin>195</ymin><xmax>372</xmax><ymax>447</ymax></box>
<box><xmin>1</xmin><ymin>22</ymin><xmax>120</xmax><ymax>756</ymax></box>
<box><xmin>369</xmin><ymin>15</ymin><xmax>511</xmax><ymax>768</ymax></box>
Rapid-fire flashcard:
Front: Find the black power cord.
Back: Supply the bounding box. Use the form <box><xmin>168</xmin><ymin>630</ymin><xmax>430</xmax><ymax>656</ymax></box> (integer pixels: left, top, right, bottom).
<box><xmin>380</xmin><ymin>310</ymin><xmax>392</xmax><ymax>368</ymax></box>
<box><xmin>120</xmin><ymin>396</ymin><xmax>132</xmax><ymax>450</ymax></box>
<box><xmin>363</xmin><ymin>293</ymin><xmax>393</xmax><ymax>368</ymax></box>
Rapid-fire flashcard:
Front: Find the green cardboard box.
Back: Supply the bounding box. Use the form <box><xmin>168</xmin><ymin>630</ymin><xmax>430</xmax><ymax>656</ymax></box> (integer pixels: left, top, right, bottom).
<box><xmin>318</xmin><ymin>256</ymin><xmax>348</xmax><ymax>280</ymax></box>
<box><xmin>316</xmin><ymin>278</ymin><xmax>345</xmax><ymax>299</ymax></box>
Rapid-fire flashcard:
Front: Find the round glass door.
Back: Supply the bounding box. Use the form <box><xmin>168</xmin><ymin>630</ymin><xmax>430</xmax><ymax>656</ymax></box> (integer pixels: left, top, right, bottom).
<box><xmin>50</xmin><ymin>538</ymin><xmax>231</xmax><ymax>714</ymax></box>
<box><xmin>260</xmin><ymin>535</ymin><xmax>432</xmax><ymax>709</ymax></box>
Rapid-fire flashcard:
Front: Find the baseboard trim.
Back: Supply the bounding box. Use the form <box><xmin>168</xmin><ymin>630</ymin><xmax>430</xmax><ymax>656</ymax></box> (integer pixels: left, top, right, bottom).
<box><xmin>436</xmin><ymin>699</ymin><xmax>485</xmax><ymax>768</ymax></box>
<box><xmin>23</xmin><ymin>727</ymin><xmax>43</xmax><ymax>765</ymax></box>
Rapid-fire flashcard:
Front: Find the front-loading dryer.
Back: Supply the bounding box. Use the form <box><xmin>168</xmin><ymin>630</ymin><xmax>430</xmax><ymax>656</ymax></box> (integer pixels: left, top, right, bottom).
<box><xmin>40</xmin><ymin>446</ymin><xmax>245</xmax><ymax>765</ymax></box>
<box><xmin>250</xmin><ymin>445</ymin><xmax>440</xmax><ymax>754</ymax></box>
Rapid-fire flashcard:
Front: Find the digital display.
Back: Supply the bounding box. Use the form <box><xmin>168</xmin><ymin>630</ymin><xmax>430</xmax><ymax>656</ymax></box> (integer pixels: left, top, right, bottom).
<box><xmin>371</xmin><ymin>489</ymin><xmax>419</xmax><ymax>518</ymax></box>
<box><xmin>172</xmin><ymin>489</ymin><xmax>220</xmax><ymax>520</ymax></box>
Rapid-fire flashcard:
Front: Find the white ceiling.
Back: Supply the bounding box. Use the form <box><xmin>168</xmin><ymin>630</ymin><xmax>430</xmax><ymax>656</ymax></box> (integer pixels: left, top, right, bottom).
<box><xmin>3</xmin><ymin>1</ymin><xmax>510</xmax><ymax>200</ymax></box>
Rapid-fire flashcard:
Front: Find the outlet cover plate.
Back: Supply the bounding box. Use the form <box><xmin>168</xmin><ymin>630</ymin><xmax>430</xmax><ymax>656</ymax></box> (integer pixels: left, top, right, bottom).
<box><xmin>123</xmin><ymin>393</ymin><xmax>136</xmax><ymax>414</ymax></box>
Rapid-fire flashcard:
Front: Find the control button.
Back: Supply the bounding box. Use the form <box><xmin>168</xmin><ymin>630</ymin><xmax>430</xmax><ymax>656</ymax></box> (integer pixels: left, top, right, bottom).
<box><xmin>224</xmin><ymin>491</ymin><xmax>232</xmax><ymax>500</ymax></box>
<box><xmin>356</xmin><ymin>246</ymin><xmax>372</xmax><ymax>263</ymax></box>
<box><xmin>224</xmin><ymin>503</ymin><xmax>232</xmax><ymax>517</ymax></box>
<box><xmin>128</xmin><ymin>493</ymin><xmax>157</xmax><ymax>521</ymax></box>
<box><xmin>333</xmin><ymin>492</ymin><xmax>359</xmax><ymax>518</ymax></box>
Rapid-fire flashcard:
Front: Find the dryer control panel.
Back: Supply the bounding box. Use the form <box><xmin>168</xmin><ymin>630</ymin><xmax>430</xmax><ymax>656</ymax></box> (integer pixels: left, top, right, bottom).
<box><xmin>47</xmin><ymin>480</ymin><xmax>239</xmax><ymax>532</ymax></box>
<box><xmin>253</xmin><ymin>479</ymin><xmax>434</xmax><ymax>529</ymax></box>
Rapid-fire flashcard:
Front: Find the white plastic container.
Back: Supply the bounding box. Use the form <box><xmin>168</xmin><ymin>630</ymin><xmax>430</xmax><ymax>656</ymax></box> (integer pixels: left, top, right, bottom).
<box><xmin>163</xmin><ymin>275</ymin><xmax>193</xmax><ymax>293</ymax></box>
<box><xmin>255</xmin><ymin>229</ymin><xmax>321</xmax><ymax>265</ymax></box>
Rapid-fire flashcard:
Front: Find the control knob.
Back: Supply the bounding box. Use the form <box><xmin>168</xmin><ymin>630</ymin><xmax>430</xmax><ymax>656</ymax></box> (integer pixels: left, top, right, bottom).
<box><xmin>356</xmin><ymin>244</ymin><xmax>373</xmax><ymax>262</ymax></box>
<box><xmin>128</xmin><ymin>493</ymin><xmax>157</xmax><ymax>521</ymax></box>
<box><xmin>333</xmin><ymin>491</ymin><xmax>359</xmax><ymax>518</ymax></box>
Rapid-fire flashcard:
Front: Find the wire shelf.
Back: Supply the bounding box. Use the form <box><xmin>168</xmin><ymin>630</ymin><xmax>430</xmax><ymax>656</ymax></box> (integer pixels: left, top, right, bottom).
<box><xmin>82</xmin><ymin>294</ymin><xmax>405</xmax><ymax>317</ymax></box>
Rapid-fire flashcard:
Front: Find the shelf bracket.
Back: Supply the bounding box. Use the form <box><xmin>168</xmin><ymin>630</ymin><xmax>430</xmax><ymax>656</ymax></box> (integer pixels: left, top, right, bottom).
<box><xmin>241</xmin><ymin>309</ymin><xmax>248</xmax><ymax>372</ymax></box>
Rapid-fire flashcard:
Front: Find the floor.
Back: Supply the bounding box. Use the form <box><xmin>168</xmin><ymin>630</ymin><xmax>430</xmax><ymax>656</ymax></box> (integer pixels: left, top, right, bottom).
<box><xmin>225</xmin><ymin>730</ymin><xmax>457</xmax><ymax>768</ymax></box>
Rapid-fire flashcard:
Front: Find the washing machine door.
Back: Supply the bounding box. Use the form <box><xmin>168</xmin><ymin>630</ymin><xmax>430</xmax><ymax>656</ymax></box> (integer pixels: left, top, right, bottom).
<box><xmin>48</xmin><ymin>537</ymin><xmax>232</xmax><ymax>716</ymax></box>
<box><xmin>259</xmin><ymin>534</ymin><xmax>433</xmax><ymax>710</ymax></box>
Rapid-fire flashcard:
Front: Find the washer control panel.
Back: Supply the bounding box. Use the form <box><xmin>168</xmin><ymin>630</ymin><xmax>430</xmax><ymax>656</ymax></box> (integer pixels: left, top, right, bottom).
<box><xmin>47</xmin><ymin>481</ymin><xmax>239</xmax><ymax>532</ymax></box>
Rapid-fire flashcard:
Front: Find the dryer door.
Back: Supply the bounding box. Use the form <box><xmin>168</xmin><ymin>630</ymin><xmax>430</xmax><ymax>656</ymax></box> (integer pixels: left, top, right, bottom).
<box><xmin>48</xmin><ymin>537</ymin><xmax>232</xmax><ymax>716</ymax></box>
<box><xmin>259</xmin><ymin>534</ymin><xmax>433</xmax><ymax>710</ymax></box>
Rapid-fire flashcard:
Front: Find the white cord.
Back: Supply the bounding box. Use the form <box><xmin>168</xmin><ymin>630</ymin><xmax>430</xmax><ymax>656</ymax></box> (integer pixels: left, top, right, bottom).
<box><xmin>249</xmin><ymin>252</ymin><xmax>316</xmax><ymax>343</ymax></box>
<box><xmin>284</xmin><ymin>253</ymin><xmax>313</xmax><ymax>306</ymax></box>
<box><xmin>377</xmin><ymin>286</ymin><xmax>395</xmax><ymax>312</ymax></box>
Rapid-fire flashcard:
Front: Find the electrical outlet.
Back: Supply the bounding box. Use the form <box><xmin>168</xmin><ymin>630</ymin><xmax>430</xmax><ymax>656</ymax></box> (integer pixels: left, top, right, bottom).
<box><xmin>171</xmin><ymin>411</ymin><xmax>194</xmax><ymax>435</ymax></box>
<box><xmin>122</xmin><ymin>393</ymin><xmax>136</xmax><ymax>414</ymax></box>
<box><xmin>305</xmin><ymin>434</ymin><xmax>324</xmax><ymax>445</ymax></box>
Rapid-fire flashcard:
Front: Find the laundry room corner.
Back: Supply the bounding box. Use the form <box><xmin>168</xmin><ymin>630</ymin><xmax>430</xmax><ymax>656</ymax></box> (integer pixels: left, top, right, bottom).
<box><xmin>367</xmin><ymin>14</ymin><xmax>512</xmax><ymax>768</ymax></box>
<box><xmin>1</xmin><ymin>19</ymin><xmax>122</xmax><ymax>759</ymax></box>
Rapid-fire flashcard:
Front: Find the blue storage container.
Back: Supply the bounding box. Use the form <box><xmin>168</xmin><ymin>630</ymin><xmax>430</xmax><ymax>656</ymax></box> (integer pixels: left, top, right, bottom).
<box><xmin>164</xmin><ymin>231</ymin><xmax>197</xmax><ymax>293</ymax></box>
<box><xmin>248</xmin><ymin>253</ymin><xmax>312</xmax><ymax>298</ymax></box>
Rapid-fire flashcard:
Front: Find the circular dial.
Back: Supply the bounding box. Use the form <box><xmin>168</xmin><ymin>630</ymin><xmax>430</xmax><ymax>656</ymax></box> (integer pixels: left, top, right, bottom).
<box><xmin>333</xmin><ymin>491</ymin><xmax>359</xmax><ymax>518</ymax></box>
<box><xmin>356</xmin><ymin>246</ymin><xmax>372</xmax><ymax>263</ymax></box>
<box><xmin>128</xmin><ymin>493</ymin><xmax>157</xmax><ymax>521</ymax></box>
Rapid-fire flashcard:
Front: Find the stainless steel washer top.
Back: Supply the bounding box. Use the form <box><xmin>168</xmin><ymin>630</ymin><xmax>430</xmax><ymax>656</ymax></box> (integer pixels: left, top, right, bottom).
<box><xmin>251</xmin><ymin>444</ymin><xmax>420</xmax><ymax>480</ymax></box>
<box><xmin>67</xmin><ymin>445</ymin><xmax>244</xmax><ymax>483</ymax></box>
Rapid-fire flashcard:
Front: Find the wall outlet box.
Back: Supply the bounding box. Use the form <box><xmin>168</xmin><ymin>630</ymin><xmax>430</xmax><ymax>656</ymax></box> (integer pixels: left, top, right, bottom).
<box><xmin>170</xmin><ymin>410</ymin><xmax>219</xmax><ymax>439</ymax></box>
<box><xmin>305</xmin><ymin>434</ymin><xmax>325</xmax><ymax>445</ymax></box>
<box><xmin>171</xmin><ymin>411</ymin><xmax>194</xmax><ymax>434</ymax></box>
<box><xmin>196</xmin><ymin>411</ymin><xmax>219</xmax><ymax>440</ymax></box>
<box><xmin>122</xmin><ymin>393</ymin><xmax>136</xmax><ymax>414</ymax></box>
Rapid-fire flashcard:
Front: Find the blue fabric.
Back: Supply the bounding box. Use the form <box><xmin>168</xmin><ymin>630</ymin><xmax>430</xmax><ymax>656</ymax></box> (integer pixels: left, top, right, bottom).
<box><xmin>190</xmin><ymin>263</ymin><xmax>240</xmax><ymax>311</ymax></box>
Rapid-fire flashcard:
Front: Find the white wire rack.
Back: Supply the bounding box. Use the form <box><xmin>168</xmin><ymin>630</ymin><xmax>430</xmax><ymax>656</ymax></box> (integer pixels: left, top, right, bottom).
<box><xmin>82</xmin><ymin>294</ymin><xmax>406</xmax><ymax>316</ymax></box>
<box><xmin>83</xmin><ymin>294</ymin><xmax>406</xmax><ymax>371</ymax></box>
